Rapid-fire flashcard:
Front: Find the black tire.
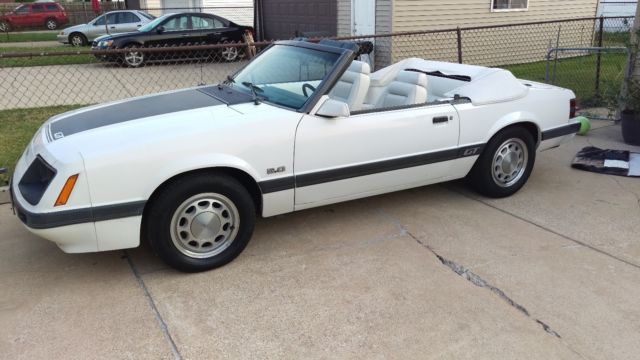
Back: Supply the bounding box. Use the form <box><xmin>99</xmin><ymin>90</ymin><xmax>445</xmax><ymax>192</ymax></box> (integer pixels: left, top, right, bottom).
<box><xmin>467</xmin><ymin>126</ymin><xmax>536</xmax><ymax>198</ymax></box>
<box><xmin>0</xmin><ymin>21</ymin><xmax>11</xmax><ymax>32</ymax></box>
<box><xmin>45</xmin><ymin>18</ymin><xmax>58</xmax><ymax>30</ymax></box>
<box><xmin>143</xmin><ymin>174</ymin><xmax>256</xmax><ymax>273</ymax></box>
<box><xmin>69</xmin><ymin>32</ymin><xmax>87</xmax><ymax>47</ymax></box>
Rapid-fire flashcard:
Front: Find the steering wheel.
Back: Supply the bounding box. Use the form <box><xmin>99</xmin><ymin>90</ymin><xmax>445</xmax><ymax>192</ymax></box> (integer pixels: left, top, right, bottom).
<box><xmin>302</xmin><ymin>83</ymin><xmax>316</xmax><ymax>97</ymax></box>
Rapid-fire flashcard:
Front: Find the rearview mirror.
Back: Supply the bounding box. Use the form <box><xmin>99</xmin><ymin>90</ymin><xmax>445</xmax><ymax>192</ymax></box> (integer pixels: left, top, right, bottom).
<box><xmin>316</xmin><ymin>99</ymin><xmax>350</xmax><ymax>118</ymax></box>
<box><xmin>156</xmin><ymin>26</ymin><xmax>165</xmax><ymax>34</ymax></box>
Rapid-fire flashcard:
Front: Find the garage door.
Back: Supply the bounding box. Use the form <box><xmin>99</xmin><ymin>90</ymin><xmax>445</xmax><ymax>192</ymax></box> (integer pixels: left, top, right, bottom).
<box><xmin>261</xmin><ymin>0</ymin><xmax>337</xmax><ymax>40</ymax></box>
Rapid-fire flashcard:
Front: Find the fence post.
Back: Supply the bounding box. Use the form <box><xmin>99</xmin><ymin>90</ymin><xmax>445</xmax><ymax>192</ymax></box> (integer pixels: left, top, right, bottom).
<box><xmin>456</xmin><ymin>27</ymin><xmax>463</xmax><ymax>64</ymax></box>
<box><xmin>595</xmin><ymin>16</ymin><xmax>604</xmax><ymax>98</ymax></box>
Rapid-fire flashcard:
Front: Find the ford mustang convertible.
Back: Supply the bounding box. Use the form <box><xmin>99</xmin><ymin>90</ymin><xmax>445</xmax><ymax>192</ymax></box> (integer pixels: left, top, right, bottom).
<box><xmin>10</xmin><ymin>40</ymin><xmax>581</xmax><ymax>272</ymax></box>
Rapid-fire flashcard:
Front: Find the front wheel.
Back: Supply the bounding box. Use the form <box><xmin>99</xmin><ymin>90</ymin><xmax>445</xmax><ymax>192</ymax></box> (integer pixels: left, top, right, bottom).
<box><xmin>144</xmin><ymin>174</ymin><xmax>256</xmax><ymax>272</ymax></box>
<box><xmin>123</xmin><ymin>45</ymin><xmax>145</xmax><ymax>67</ymax></box>
<box><xmin>69</xmin><ymin>33</ymin><xmax>87</xmax><ymax>47</ymax></box>
<box><xmin>0</xmin><ymin>21</ymin><xmax>11</xmax><ymax>32</ymax></box>
<box><xmin>467</xmin><ymin>126</ymin><xmax>535</xmax><ymax>198</ymax></box>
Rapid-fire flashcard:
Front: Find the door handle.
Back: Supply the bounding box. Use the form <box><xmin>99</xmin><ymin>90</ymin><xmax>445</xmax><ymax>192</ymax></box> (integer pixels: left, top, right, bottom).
<box><xmin>433</xmin><ymin>116</ymin><xmax>449</xmax><ymax>124</ymax></box>
<box><xmin>136</xmin><ymin>24</ymin><xmax>141</xmax><ymax>27</ymax></box>
<box><xmin>109</xmin><ymin>26</ymin><xmax>116</xmax><ymax>29</ymax></box>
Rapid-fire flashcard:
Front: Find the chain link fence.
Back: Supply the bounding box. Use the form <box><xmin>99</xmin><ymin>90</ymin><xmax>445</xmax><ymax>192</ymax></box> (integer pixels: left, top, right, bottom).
<box><xmin>0</xmin><ymin>15</ymin><xmax>636</xmax><ymax>111</ymax></box>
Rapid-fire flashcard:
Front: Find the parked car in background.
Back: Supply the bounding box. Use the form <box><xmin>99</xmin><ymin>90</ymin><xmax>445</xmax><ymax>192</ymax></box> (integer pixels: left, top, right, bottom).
<box><xmin>0</xmin><ymin>2</ymin><xmax>68</xmax><ymax>31</ymax></box>
<box><xmin>91</xmin><ymin>12</ymin><xmax>253</xmax><ymax>67</ymax></box>
<box><xmin>57</xmin><ymin>10</ymin><xmax>154</xmax><ymax>47</ymax></box>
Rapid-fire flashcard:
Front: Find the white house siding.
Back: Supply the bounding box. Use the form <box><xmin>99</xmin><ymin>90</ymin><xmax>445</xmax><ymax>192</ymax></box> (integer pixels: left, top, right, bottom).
<box><xmin>140</xmin><ymin>0</ymin><xmax>253</xmax><ymax>25</ymax></box>
<box><xmin>391</xmin><ymin>0</ymin><xmax>599</xmax><ymax>65</ymax></box>
<box><xmin>597</xmin><ymin>1</ymin><xmax>636</xmax><ymax>32</ymax></box>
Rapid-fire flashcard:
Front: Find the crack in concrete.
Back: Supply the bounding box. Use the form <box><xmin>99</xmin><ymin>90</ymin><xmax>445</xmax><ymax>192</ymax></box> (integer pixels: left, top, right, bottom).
<box><xmin>382</xmin><ymin>211</ymin><xmax>565</xmax><ymax>340</ymax></box>
<box><xmin>124</xmin><ymin>251</ymin><xmax>182</xmax><ymax>360</ymax></box>
<box><xmin>414</xmin><ymin>234</ymin><xmax>562</xmax><ymax>338</ymax></box>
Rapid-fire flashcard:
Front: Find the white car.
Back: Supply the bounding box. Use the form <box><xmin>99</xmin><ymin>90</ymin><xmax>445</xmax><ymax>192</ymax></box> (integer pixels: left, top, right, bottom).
<box><xmin>10</xmin><ymin>40</ymin><xmax>580</xmax><ymax>272</ymax></box>
<box><xmin>57</xmin><ymin>10</ymin><xmax>154</xmax><ymax>47</ymax></box>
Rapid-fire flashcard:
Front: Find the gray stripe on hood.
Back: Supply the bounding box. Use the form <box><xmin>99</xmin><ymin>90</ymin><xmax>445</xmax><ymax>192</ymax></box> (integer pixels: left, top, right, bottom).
<box><xmin>49</xmin><ymin>86</ymin><xmax>248</xmax><ymax>140</ymax></box>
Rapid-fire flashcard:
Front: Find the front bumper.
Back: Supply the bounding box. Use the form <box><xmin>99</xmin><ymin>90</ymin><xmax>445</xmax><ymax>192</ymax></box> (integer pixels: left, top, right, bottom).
<box><xmin>10</xmin><ymin>180</ymin><xmax>99</xmax><ymax>253</ymax></box>
<box><xmin>56</xmin><ymin>34</ymin><xmax>68</xmax><ymax>44</ymax></box>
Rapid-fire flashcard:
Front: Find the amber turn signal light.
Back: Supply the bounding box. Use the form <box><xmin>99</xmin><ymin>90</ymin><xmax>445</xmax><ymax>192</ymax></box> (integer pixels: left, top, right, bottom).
<box><xmin>54</xmin><ymin>174</ymin><xmax>79</xmax><ymax>207</ymax></box>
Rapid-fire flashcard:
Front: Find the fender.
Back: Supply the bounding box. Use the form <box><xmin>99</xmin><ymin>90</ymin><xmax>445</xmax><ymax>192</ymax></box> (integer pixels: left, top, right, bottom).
<box><xmin>485</xmin><ymin>111</ymin><xmax>541</xmax><ymax>145</ymax></box>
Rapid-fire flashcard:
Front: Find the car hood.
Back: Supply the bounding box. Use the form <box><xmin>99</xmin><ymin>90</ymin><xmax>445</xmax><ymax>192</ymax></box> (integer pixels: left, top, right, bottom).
<box><xmin>45</xmin><ymin>85</ymin><xmax>254</xmax><ymax>142</ymax></box>
<box><xmin>61</xmin><ymin>23</ymin><xmax>88</xmax><ymax>33</ymax></box>
<box><xmin>94</xmin><ymin>30</ymin><xmax>142</xmax><ymax>42</ymax></box>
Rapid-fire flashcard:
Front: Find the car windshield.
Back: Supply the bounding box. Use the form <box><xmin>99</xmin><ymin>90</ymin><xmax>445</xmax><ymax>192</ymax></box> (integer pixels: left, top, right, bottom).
<box><xmin>231</xmin><ymin>44</ymin><xmax>341</xmax><ymax>110</ymax></box>
<box><xmin>138</xmin><ymin>14</ymin><xmax>170</xmax><ymax>32</ymax></box>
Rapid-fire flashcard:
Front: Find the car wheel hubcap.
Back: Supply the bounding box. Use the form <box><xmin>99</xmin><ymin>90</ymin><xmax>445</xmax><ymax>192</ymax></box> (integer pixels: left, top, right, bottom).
<box><xmin>222</xmin><ymin>47</ymin><xmax>237</xmax><ymax>61</ymax></box>
<box><xmin>492</xmin><ymin>138</ymin><xmax>528</xmax><ymax>188</ymax></box>
<box><xmin>170</xmin><ymin>193</ymin><xmax>239</xmax><ymax>259</ymax></box>
<box><xmin>71</xmin><ymin>36</ymin><xmax>83</xmax><ymax>46</ymax></box>
<box><xmin>47</xmin><ymin>21</ymin><xmax>55</xmax><ymax>29</ymax></box>
<box><xmin>0</xmin><ymin>23</ymin><xmax>7</xmax><ymax>31</ymax></box>
<box><xmin>125</xmin><ymin>51</ymin><xmax>143</xmax><ymax>66</ymax></box>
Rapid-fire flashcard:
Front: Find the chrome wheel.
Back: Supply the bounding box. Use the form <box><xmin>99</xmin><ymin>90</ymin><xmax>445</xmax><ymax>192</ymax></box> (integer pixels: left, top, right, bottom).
<box><xmin>221</xmin><ymin>46</ymin><xmax>238</xmax><ymax>61</ymax></box>
<box><xmin>170</xmin><ymin>193</ymin><xmax>240</xmax><ymax>259</ymax></box>
<box><xmin>492</xmin><ymin>138</ymin><xmax>528</xmax><ymax>187</ymax></box>
<box><xmin>0</xmin><ymin>22</ymin><xmax>9</xmax><ymax>32</ymax></box>
<box><xmin>124</xmin><ymin>47</ymin><xmax>144</xmax><ymax>67</ymax></box>
<box><xmin>70</xmin><ymin>34</ymin><xmax>85</xmax><ymax>47</ymax></box>
<box><xmin>45</xmin><ymin>19</ymin><xmax>57</xmax><ymax>30</ymax></box>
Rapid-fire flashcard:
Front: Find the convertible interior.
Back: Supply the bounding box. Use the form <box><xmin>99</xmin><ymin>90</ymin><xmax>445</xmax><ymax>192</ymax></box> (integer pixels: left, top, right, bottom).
<box><xmin>328</xmin><ymin>57</ymin><xmax>529</xmax><ymax>113</ymax></box>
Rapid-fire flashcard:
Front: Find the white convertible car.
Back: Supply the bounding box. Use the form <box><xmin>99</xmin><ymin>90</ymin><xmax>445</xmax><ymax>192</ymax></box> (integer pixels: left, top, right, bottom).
<box><xmin>11</xmin><ymin>40</ymin><xmax>580</xmax><ymax>272</ymax></box>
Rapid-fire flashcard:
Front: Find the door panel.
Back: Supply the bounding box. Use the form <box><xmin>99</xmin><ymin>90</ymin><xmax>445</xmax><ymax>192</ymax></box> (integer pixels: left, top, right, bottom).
<box><xmin>352</xmin><ymin>0</ymin><xmax>375</xmax><ymax>36</ymax></box>
<box><xmin>294</xmin><ymin>103</ymin><xmax>460</xmax><ymax>205</ymax></box>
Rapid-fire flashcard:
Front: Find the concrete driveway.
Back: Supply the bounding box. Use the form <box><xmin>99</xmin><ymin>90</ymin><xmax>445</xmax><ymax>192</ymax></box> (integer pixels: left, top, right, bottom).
<box><xmin>1</xmin><ymin>123</ymin><xmax>640</xmax><ymax>359</ymax></box>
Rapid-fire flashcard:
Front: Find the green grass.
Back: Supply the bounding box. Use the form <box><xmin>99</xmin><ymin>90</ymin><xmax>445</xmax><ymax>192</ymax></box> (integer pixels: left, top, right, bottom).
<box><xmin>0</xmin><ymin>104</ymin><xmax>83</xmax><ymax>185</ymax></box>
<box><xmin>0</xmin><ymin>46</ymin><xmax>94</xmax><ymax>67</ymax></box>
<box><xmin>0</xmin><ymin>32</ymin><xmax>57</xmax><ymax>43</ymax></box>
<box><xmin>504</xmin><ymin>53</ymin><xmax>628</xmax><ymax>106</ymax></box>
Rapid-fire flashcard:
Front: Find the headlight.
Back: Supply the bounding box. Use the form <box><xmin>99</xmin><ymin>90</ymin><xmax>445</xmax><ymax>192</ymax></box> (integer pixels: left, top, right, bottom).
<box><xmin>18</xmin><ymin>155</ymin><xmax>57</xmax><ymax>206</ymax></box>
<box><xmin>98</xmin><ymin>40</ymin><xmax>114</xmax><ymax>48</ymax></box>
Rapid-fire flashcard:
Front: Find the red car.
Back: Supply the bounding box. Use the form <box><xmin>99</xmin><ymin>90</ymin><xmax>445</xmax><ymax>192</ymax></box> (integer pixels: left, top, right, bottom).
<box><xmin>0</xmin><ymin>2</ymin><xmax>69</xmax><ymax>31</ymax></box>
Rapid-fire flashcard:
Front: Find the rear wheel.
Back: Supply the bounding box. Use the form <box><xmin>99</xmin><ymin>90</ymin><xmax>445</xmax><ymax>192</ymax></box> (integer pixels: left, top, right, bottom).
<box><xmin>69</xmin><ymin>33</ymin><xmax>87</xmax><ymax>47</ymax></box>
<box><xmin>144</xmin><ymin>174</ymin><xmax>256</xmax><ymax>273</ymax></box>
<box><xmin>45</xmin><ymin>18</ymin><xmax>58</xmax><ymax>30</ymax></box>
<box><xmin>468</xmin><ymin>126</ymin><xmax>535</xmax><ymax>198</ymax></box>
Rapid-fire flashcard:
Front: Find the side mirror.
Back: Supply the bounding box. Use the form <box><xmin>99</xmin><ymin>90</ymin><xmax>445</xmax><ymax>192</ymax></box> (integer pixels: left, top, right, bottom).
<box><xmin>156</xmin><ymin>26</ymin><xmax>165</xmax><ymax>34</ymax></box>
<box><xmin>316</xmin><ymin>99</ymin><xmax>350</xmax><ymax>118</ymax></box>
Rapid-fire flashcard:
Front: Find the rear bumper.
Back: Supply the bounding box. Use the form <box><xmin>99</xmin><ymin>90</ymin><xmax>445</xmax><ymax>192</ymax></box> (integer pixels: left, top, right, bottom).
<box><xmin>539</xmin><ymin>118</ymin><xmax>581</xmax><ymax>151</ymax></box>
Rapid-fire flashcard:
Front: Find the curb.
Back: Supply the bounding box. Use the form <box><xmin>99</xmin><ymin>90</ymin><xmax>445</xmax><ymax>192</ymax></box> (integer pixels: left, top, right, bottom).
<box><xmin>0</xmin><ymin>186</ymin><xmax>9</xmax><ymax>205</ymax></box>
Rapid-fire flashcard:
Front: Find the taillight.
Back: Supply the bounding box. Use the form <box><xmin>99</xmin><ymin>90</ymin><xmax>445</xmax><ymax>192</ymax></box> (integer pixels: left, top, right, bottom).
<box><xmin>569</xmin><ymin>98</ymin><xmax>578</xmax><ymax>118</ymax></box>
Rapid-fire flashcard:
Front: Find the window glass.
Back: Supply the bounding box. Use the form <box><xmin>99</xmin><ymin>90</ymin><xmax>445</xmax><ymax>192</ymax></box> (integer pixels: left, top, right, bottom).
<box><xmin>31</xmin><ymin>4</ymin><xmax>44</xmax><ymax>13</ymax></box>
<box><xmin>14</xmin><ymin>5</ymin><xmax>29</xmax><ymax>14</ymax></box>
<box><xmin>138</xmin><ymin>11</ymin><xmax>155</xmax><ymax>20</ymax></box>
<box><xmin>232</xmin><ymin>45</ymin><xmax>340</xmax><ymax>109</ymax></box>
<box><xmin>106</xmin><ymin>13</ymin><xmax>117</xmax><ymax>24</ymax></box>
<box><xmin>162</xmin><ymin>15</ymin><xmax>189</xmax><ymax>31</ymax></box>
<box><xmin>118</xmin><ymin>12</ymin><xmax>139</xmax><ymax>24</ymax></box>
<box><xmin>492</xmin><ymin>0</ymin><xmax>528</xmax><ymax>10</ymax></box>
<box><xmin>191</xmin><ymin>16</ymin><xmax>215</xmax><ymax>30</ymax></box>
<box><xmin>93</xmin><ymin>15</ymin><xmax>105</xmax><ymax>25</ymax></box>
<box><xmin>46</xmin><ymin>4</ymin><xmax>58</xmax><ymax>11</ymax></box>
